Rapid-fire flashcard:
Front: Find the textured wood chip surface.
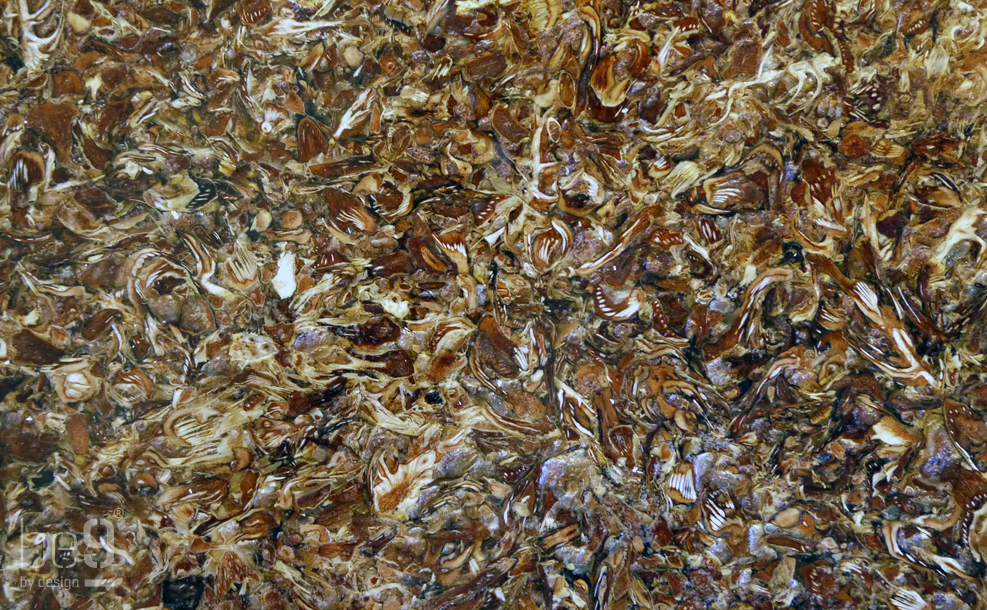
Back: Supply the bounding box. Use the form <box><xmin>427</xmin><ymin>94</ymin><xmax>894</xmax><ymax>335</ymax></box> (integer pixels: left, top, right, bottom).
<box><xmin>2</xmin><ymin>0</ymin><xmax>987</xmax><ymax>609</ymax></box>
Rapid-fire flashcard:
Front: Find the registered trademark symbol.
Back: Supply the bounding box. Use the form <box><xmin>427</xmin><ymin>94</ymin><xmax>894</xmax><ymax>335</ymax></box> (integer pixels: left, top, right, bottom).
<box><xmin>112</xmin><ymin>508</ymin><xmax>124</xmax><ymax>518</ymax></box>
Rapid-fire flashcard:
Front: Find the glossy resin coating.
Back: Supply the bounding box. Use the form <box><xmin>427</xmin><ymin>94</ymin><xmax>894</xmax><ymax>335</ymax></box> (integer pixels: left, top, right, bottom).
<box><xmin>1</xmin><ymin>1</ymin><xmax>987</xmax><ymax>609</ymax></box>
